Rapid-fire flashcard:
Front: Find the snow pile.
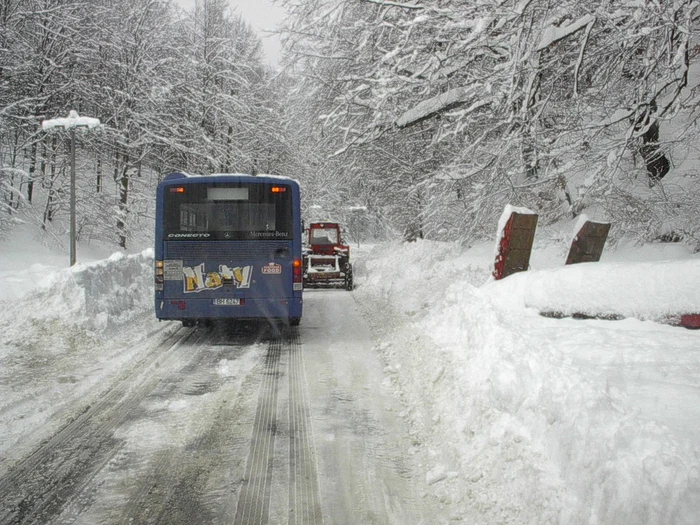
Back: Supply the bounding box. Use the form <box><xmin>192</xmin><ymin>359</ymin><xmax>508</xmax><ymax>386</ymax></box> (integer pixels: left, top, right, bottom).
<box><xmin>0</xmin><ymin>249</ymin><xmax>155</xmax><ymax>335</ymax></box>
<box><xmin>354</xmin><ymin>239</ymin><xmax>700</xmax><ymax>524</ymax></box>
<box><xmin>73</xmin><ymin>250</ymin><xmax>155</xmax><ymax>330</ymax></box>
<box><xmin>1</xmin><ymin>229</ymin><xmax>698</xmax><ymax>523</ymax></box>
<box><xmin>486</xmin><ymin>259</ymin><xmax>700</xmax><ymax>322</ymax></box>
<box><xmin>0</xmin><ymin>248</ymin><xmax>170</xmax><ymax>468</ymax></box>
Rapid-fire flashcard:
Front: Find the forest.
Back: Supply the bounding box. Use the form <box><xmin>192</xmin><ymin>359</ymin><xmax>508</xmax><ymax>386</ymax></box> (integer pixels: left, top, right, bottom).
<box><xmin>2</xmin><ymin>0</ymin><xmax>699</xmax><ymax>250</ymax></box>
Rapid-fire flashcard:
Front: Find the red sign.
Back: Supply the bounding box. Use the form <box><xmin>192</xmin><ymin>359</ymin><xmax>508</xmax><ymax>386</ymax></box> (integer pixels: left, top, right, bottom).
<box><xmin>261</xmin><ymin>263</ymin><xmax>282</xmax><ymax>275</ymax></box>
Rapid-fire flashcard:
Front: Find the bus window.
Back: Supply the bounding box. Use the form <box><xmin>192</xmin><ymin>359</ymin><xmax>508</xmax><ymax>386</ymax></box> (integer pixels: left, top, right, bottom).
<box><xmin>163</xmin><ymin>182</ymin><xmax>292</xmax><ymax>240</ymax></box>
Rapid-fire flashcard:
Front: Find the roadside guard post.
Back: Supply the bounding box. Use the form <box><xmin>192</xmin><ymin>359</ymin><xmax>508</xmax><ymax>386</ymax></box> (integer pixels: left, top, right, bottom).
<box><xmin>679</xmin><ymin>314</ymin><xmax>700</xmax><ymax>329</ymax></box>
<box><xmin>493</xmin><ymin>207</ymin><xmax>538</xmax><ymax>280</ymax></box>
<box><xmin>566</xmin><ymin>220</ymin><xmax>611</xmax><ymax>265</ymax></box>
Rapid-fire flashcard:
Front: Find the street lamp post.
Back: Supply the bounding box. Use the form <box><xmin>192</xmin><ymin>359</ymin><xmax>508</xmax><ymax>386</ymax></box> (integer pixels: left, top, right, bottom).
<box><xmin>41</xmin><ymin>111</ymin><xmax>101</xmax><ymax>266</ymax></box>
<box><xmin>70</xmin><ymin>128</ymin><xmax>76</xmax><ymax>266</ymax></box>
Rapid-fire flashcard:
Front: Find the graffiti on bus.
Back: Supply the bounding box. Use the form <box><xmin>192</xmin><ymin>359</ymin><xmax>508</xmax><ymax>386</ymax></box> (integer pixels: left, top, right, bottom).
<box><xmin>182</xmin><ymin>264</ymin><xmax>252</xmax><ymax>293</ymax></box>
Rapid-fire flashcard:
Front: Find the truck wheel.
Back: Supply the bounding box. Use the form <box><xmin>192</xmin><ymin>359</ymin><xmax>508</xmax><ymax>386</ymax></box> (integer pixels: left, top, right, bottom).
<box><xmin>345</xmin><ymin>267</ymin><xmax>354</xmax><ymax>291</ymax></box>
<box><xmin>289</xmin><ymin>317</ymin><xmax>301</xmax><ymax>326</ymax></box>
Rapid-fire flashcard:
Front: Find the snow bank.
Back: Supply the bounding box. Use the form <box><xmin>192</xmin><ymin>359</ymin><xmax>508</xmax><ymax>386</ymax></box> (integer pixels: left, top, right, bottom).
<box><xmin>484</xmin><ymin>259</ymin><xmax>700</xmax><ymax>322</ymax></box>
<box><xmin>0</xmin><ymin>248</ymin><xmax>170</xmax><ymax>468</ymax></box>
<box><xmin>1</xmin><ymin>233</ymin><xmax>698</xmax><ymax>523</ymax></box>
<box><xmin>1</xmin><ymin>249</ymin><xmax>155</xmax><ymax>334</ymax></box>
<box><xmin>354</xmin><ymin>239</ymin><xmax>700</xmax><ymax>524</ymax></box>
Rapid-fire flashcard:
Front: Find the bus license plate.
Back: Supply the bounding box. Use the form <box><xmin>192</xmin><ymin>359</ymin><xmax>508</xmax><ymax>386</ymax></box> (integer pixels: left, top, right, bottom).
<box><xmin>212</xmin><ymin>298</ymin><xmax>241</xmax><ymax>306</ymax></box>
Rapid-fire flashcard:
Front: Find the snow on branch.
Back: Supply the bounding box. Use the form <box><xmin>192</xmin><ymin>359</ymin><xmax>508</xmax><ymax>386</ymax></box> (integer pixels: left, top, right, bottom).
<box><xmin>395</xmin><ymin>86</ymin><xmax>479</xmax><ymax>128</ymax></box>
<box><xmin>360</xmin><ymin>0</ymin><xmax>424</xmax><ymax>9</ymax></box>
<box><xmin>514</xmin><ymin>0</ymin><xmax>534</xmax><ymax>15</ymax></box>
<box><xmin>574</xmin><ymin>19</ymin><xmax>595</xmax><ymax>97</ymax></box>
<box><xmin>537</xmin><ymin>15</ymin><xmax>595</xmax><ymax>52</ymax></box>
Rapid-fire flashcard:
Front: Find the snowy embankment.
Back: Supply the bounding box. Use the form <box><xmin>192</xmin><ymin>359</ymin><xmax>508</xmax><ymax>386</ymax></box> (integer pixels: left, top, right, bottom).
<box><xmin>354</xmin><ymin>240</ymin><xmax>700</xmax><ymax>525</ymax></box>
<box><xmin>11</xmin><ymin>250</ymin><xmax>156</xmax><ymax>331</ymax></box>
<box><xmin>490</xmin><ymin>258</ymin><xmax>700</xmax><ymax>323</ymax></box>
<box><xmin>0</xmin><ymin>250</ymin><xmax>169</xmax><ymax>466</ymax></box>
<box><xmin>2</xmin><ymin>234</ymin><xmax>699</xmax><ymax>524</ymax></box>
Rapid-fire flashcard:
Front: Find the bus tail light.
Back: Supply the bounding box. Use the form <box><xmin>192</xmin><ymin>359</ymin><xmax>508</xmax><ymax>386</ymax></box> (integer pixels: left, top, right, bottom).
<box><xmin>293</xmin><ymin>259</ymin><xmax>302</xmax><ymax>283</ymax></box>
<box><xmin>155</xmin><ymin>261</ymin><xmax>164</xmax><ymax>290</ymax></box>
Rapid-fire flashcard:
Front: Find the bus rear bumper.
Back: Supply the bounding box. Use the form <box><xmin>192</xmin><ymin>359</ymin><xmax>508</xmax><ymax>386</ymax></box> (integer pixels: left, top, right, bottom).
<box><xmin>155</xmin><ymin>296</ymin><xmax>302</xmax><ymax>322</ymax></box>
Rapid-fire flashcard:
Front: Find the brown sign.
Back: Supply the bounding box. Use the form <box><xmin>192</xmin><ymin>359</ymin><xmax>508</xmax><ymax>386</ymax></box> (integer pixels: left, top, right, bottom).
<box><xmin>493</xmin><ymin>212</ymin><xmax>538</xmax><ymax>280</ymax></box>
<box><xmin>566</xmin><ymin>221</ymin><xmax>611</xmax><ymax>265</ymax></box>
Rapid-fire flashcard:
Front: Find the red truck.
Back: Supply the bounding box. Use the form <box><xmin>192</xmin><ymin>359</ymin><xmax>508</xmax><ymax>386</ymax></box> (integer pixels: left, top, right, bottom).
<box><xmin>302</xmin><ymin>221</ymin><xmax>354</xmax><ymax>290</ymax></box>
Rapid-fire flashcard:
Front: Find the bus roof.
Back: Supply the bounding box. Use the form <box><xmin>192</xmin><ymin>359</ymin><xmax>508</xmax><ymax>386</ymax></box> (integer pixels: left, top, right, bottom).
<box><xmin>163</xmin><ymin>172</ymin><xmax>300</xmax><ymax>186</ymax></box>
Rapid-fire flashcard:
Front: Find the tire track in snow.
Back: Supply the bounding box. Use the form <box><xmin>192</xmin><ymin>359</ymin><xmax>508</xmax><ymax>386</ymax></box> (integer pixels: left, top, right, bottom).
<box><xmin>287</xmin><ymin>329</ymin><xmax>323</xmax><ymax>525</ymax></box>
<box><xmin>234</xmin><ymin>336</ymin><xmax>282</xmax><ymax>524</ymax></box>
<box><xmin>113</xmin><ymin>322</ymin><xmax>269</xmax><ymax>525</ymax></box>
<box><xmin>0</xmin><ymin>327</ymin><xmax>203</xmax><ymax>525</ymax></box>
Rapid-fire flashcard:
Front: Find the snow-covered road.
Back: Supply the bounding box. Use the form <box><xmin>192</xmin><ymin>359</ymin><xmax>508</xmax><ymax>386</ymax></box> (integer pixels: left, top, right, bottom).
<box><xmin>2</xmin><ymin>234</ymin><xmax>699</xmax><ymax>524</ymax></box>
<box><xmin>299</xmin><ymin>290</ymin><xmax>438</xmax><ymax>524</ymax></box>
<box><xmin>0</xmin><ymin>289</ymin><xmax>442</xmax><ymax>524</ymax></box>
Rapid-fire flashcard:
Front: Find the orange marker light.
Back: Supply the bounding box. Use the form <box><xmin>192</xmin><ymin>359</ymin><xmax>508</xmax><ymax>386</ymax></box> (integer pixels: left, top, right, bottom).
<box><xmin>271</xmin><ymin>186</ymin><xmax>287</xmax><ymax>193</ymax></box>
<box><xmin>293</xmin><ymin>259</ymin><xmax>302</xmax><ymax>268</ymax></box>
<box><xmin>169</xmin><ymin>187</ymin><xmax>185</xmax><ymax>193</ymax></box>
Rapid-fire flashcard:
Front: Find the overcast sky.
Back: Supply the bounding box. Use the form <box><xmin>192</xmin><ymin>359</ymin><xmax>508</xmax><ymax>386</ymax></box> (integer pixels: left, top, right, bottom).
<box><xmin>175</xmin><ymin>0</ymin><xmax>286</xmax><ymax>67</ymax></box>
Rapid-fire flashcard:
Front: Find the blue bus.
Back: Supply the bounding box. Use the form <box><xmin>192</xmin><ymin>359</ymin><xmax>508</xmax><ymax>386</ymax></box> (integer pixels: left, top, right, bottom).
<box><xmin>154</xmin><ymin>173</ymin><xmax>303</xmax><ymax>327</ymax></box>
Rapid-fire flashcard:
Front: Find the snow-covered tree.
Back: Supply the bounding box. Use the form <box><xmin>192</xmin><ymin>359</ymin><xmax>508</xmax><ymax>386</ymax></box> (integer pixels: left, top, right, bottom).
<box><xmin>0</xmin><ymin>0</ymin><xmax>84</xmax><ymax>223</ymax></box>
<box><xmin>279</xmin><ymin>0</ymin><xmax>700</xmax><ymax>245</ymax></box>
<box><xmin>1</xmin><ymin>0</ymin><xmax>285</xmax><ymax>249</ymax></box>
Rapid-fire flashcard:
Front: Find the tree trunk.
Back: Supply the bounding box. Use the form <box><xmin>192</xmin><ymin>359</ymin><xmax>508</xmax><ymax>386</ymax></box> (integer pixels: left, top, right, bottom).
<box><xmin>96</xmin><ymin>157</ymin><xmax>102</xmax><ymax>193</ymax></box>
<box><xmin>113</xmin><ymin>150</ymin><xmax>120</xmax><ymax>184</ymax></box>
<box><xmin>42</xmin><ymin>159</ymin><xmax>59</xmax><ymax>229</ymax></box>
<box><xmin>404</xmin><ymin>187</ymin><xmax>424</xmax><ymax>241</ymax></box>
<box><xmin>636</xmin><ymin>100</ymin><xmax>670</xmax><ymax>186</ymax></box>
<box><xmin>42</xmin><ymin>137</ymin><xmax>58</xmax><ymax>228</ymax></box>
<box><xmin>640</xmin><ymin>121</ymin><xmax>670</xmax><ymax>185</ymax></box>
<box><xmin>117</xmin><ymin>155</ymin><xmax>130</xmax><ymax>249</ymax></box>
<box><xmin>224</xmin><ymin>123</ymin><xmax>233</xmax><ymax>172</ymax></box>
<box><xmin>6</xmin><ymin>130</ymin><xmax>19</xmax><ymax>212</ymax></box>
<box><xmin>42</xmin><ymin>183</ymin><xmax>55</xmax><ymax>229</ymax></box>
<box><xmin>27</xmin><ymin>141</ymin><xmax>37</xmax><ymax>203</ymax></box>
<box><xmin>40</xmin><ymin>139</ymin><xmax>47</xmax><ymax>180</ymax></box>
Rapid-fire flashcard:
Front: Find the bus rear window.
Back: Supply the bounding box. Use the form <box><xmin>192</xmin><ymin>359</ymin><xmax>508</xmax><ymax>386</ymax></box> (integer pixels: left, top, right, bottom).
<box><xmin>163</xmin><ymin>183</ymin><xmax>293</xmax><ymax>240</ymax></box>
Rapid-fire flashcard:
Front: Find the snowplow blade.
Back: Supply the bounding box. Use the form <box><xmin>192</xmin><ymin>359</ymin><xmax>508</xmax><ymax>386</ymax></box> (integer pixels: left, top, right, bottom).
<box><xmin>303</xmin><ymin>255</ymin><xmax>350</xmax><ymax>289</ymax></box>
